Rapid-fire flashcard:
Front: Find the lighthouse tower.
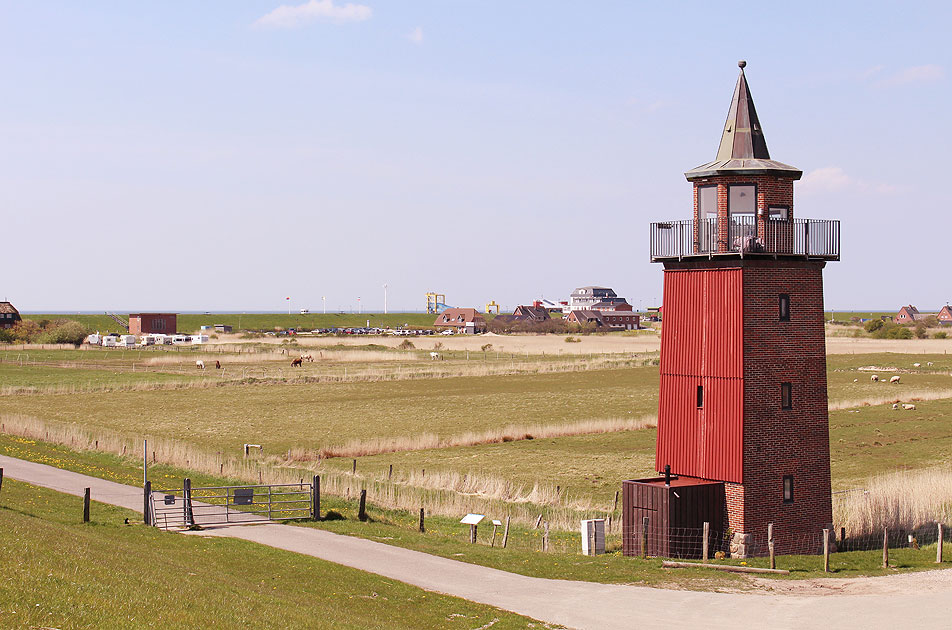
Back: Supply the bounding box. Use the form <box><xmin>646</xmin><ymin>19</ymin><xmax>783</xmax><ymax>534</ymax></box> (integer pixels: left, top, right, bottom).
<box><xmin>623</xmin><ymin>62</ymin><xmax>840</xmax><ymax>558</ymax></box>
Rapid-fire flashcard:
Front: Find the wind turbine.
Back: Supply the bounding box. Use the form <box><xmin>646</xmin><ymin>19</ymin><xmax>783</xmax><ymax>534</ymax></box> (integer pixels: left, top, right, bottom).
<box><xmin>383</xmin><ymin>283</ymin><xmax>389</xmax><ymax>314</ymax></box>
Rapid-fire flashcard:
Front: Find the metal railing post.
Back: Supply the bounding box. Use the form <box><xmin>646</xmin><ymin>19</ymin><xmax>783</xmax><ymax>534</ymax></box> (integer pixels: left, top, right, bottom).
<box><xmin>143</xmin><ymin>480</ymin><xmax>152</xmax><ymax>526</ymax></box>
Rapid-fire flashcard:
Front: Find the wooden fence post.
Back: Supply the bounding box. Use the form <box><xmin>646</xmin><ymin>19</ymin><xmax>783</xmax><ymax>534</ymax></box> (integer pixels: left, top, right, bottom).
<box><xmin>702</xmin><ymin>521</ymin><xmax>710</xmax><ymax>562</ymax></box>
<box><xmin>612</xmin><ymin>490</ymin><xmax>619</xmax><ymax>512</ymax></box>
<box><xmin>534</xmin><ymin>513</ymin><xmax>543</xmax><ymax>529</ymax></box>
<box><xmin>83</xmin><ymin>487</ymin><xmax>91</xmax><ymax>523</ymax></box>
<box><xmin>312</xmin><ymin>475</ymin><xmax>321</xmax><ymax>521</ymax></box>
<box><xmin>358</xmin><ymin>489</ymin><xmax>367</xmax><ymax>521</ymax></box>
<box><xmin>502</xmin><ymin>515</ymin><xmax>511</xmax><ymax>548</ymax></box>
<box><xmin>0</xmin><ymin>467</ymin><xmax>4</xmax><ymax>495</ymax></box>
<box><xmin>470</xmin><ymin>524</ymin><xmax>477</xmax><ymax>544</ymax></box>
<box><xmin>543</xmin><ymin>521</ymin><xmax>550</xmax><ymax>552</ymax></box>
<box><xmin>352</xmin><ymin>459</ymin><xmax>357</xmax><ymax>475</ymax></box>
<box><xmin>768</xmin><ymin>523</ymin><xmax>775</xmax><ymax>570</ymax></box>
<box><xmin>418</xmin><ymin>507</ymin><xmax>425</xmax><ymax>533</ymax></box>
<box><xmin>143</xmin><ymin>480</ymin><xmax>152</xmax><ymax>526</ymax></box>
<box><xmin>938</xmin><ymin>523</ymin><xmax>944</xmax><ymax>564</ymax></box>
<box><xmin>882</xmin><ymin>527</ymin><xmax>889</xmax><ymax>568</ymax></box>
<box><xmin>491</xmin><ymin>522</ymin><xmax>499</xmax><ymax>548</ymax></box>
<box><xmin>823</xmin><ymin>529</ymin><xmax>830</xmax><ymax>573</ymax></box>
<box><xmin>388</xmin><ymin>464</ymin><xmax>393</xmax><ymax>480</ymax></box>
<box><xmin>642</xmin><ymin>516</ymin><xmax>649</xmax><ymax>559</ymax></box>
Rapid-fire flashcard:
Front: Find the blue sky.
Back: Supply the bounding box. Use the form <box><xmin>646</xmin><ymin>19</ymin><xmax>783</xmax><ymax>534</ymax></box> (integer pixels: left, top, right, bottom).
<box><xmin>1</xmin><ymin>1</ymin><xmax>949</xmax><ymax>312</ymax></box>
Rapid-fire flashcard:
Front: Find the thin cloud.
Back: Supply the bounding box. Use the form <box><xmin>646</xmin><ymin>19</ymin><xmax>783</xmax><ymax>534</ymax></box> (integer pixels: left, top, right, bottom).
<box><xmin>407</xmin><ymin>26</ymin><xmax>423</xmax><ymax>45</ymax></box>
<box><xmin>255</xmin><ymin>0</ymin><xmax>373</xmax><ymax>28</ymax></box>
<box><xmin>799</xmin><ymin>167</ymin><xmax>896</xmax><ymax>196</ymax></box>
<box><xmin>873</xmin><ymin>64</ymin><xmax>944</xmax><ymax>88</ymax></box>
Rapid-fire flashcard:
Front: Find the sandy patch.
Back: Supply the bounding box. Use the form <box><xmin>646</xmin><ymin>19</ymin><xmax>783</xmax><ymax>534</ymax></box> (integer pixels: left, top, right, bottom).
<box><xmin>746</xmin><ymin>567</ymin><xmax>952</xmax><ymax>597</ymax></box>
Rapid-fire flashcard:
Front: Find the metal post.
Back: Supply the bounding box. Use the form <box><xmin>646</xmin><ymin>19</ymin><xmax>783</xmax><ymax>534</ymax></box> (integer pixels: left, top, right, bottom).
<box><xmin>268</xmin><ymin>485</ymin><xmax>273</xmax><ymax>520</ymax></box>
<box><xmin>83</xmin><ymin>488</ymin><xmax>91</xmax><ymax>523</ymax></box>
<box><xmin>702</xmin><ymin>522</ymin><xmax>710</xmax><ymax>562</ymax></box>
<box><xmin>823</xmin><ymin>529</ymin><xmax>830</xmax><ymax>573</ymax></box>
<box><xmin>143</xmin><ymin>480</ymin><xmax>152</xmax><ymax>526</ymax></box>
<box><xmin>143</xmin><ymin>439</ymin><xmax>148</xmax><ymax>486</ymax></box>
<box><xmin>184</xmin><ymin>478</ymin><xmax>194</xmax><ymax>528</ymax></box>
<box><xmin>0</xmin><ymin>467</ymin><xmax>4</xmax><ymax>495</ymax></box>
<box><xmin>312</xmin><ymin>475</ymin><xmax>321</xmax><ymax>521</ymax></box>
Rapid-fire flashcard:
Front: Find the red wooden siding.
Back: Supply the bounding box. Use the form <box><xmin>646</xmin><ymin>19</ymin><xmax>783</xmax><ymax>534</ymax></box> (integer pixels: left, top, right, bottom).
<box><xmin>656</xmin><ymin>268</ymin><xmax>744</xmax><ymax>483</ymax></box>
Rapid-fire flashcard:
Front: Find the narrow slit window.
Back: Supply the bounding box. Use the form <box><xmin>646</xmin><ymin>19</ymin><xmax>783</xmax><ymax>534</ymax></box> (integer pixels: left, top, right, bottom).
<box><xmin>779</xmin><ymin>294</ymin><xmax>790</xmax><ymax>322</ymax></box>
<box><xmin>696</xmin><ymin>385</ymin><xmax>704</xmax><ymax>408</ymax></box>
<box><xmin>783</xmin><ymin>475</ymin><xmax>794</xmax><ymax>503</ymax></box>
<box><xmin>781</xmin><ymin>382</ymin><xmax>792</xmax><ymax>409</ymax></box>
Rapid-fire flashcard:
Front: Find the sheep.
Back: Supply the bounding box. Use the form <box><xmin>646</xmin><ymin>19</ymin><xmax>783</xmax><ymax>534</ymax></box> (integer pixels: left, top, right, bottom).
<box><xmin>903</xmin><ymin>403</ymin><xmax>916</xmax><ymax>410</ymax></box>
<box><xmin>927</xmin><ymin>362</ymin><xmax>934</xmax><ymax>366</ymax></box>
<box><xmin>196</xmin><ymin>360</ymin><xmax>205</xmax><ymax>370</ymax></box>
<box><xmin>853</xmin><ymin>378</ymin><xmax>858</xmax><ymax>383</ymax></box>
<box><xmin>301</xmin><ymin>354</ymin><xmax>314</xmax><ymax>363</ymax></box>
<box><xmin>870</xmin><ymin>374</ymin><xmax>879</xmax><ymax>382</ymax></box>
<box><xmin>892</xmin><ymin>403</ymin><xmax>899</xmax><ymax>410</ymax></box>
<box><xmin>913</xmin><ymin>363</ymin><xmax>921</xmax><ymax>368</ymax></box>
<box><xmin>429</xmin><ymin>352</ymin><xmax>442</xmax><ymax>360</ymax></box>
<box><xmin>889</xmin><ymin>375</ymin><xmax>901</xmax><ymax>384</ymax></box>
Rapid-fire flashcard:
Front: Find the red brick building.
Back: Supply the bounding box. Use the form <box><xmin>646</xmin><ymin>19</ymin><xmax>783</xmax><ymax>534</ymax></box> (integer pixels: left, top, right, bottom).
<box><xmin>939</xmin><ymin>305</ymin><xmax>952</xmax><ymax>324</ymax></box>
<box><xmin>895</xmin><ymin>305</ymin><xmax>921</xmax><ymax>323</ymax></box>
<box><xmin>129</xmin><ymin>313</ymin><xmax>177</xmax><ymax>336</ymax></box>
<box><xmin>433</xmin><ymin>308</ymin><xmax>486</xmax><ymax>334</ymax></box>
<box><xmin>624</xmin><ymin>62</ymin><xmax>840</xmax><ymax>558</ymax></box>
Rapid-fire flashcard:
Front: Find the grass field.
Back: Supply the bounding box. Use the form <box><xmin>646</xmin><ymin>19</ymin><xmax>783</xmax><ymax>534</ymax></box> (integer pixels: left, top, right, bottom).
<box><xmin>1</xmin><ymin>437</ymin><xmax>947</xmax><ymax>590</ymax></box>
<box><xmin>2</xmin><ymin>343</ymin><xmax>952</xmax><ymax>535</ymax></box>
<box><xmin>23</xmin><ymin>312</ymin><xmax>447</xmax><ymax>334</ymax></box>
<box><xmin>0</xmin><ymin>478</ymin><xmax>550</xmax><ymax>629</ymax></box>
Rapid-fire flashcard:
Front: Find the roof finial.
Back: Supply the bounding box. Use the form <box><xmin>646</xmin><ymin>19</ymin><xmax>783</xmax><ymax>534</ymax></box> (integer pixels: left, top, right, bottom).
<box><xmin>738</xmin><ymin>60</ymin><xmax>747</xmax><ymax>69</ymax></box>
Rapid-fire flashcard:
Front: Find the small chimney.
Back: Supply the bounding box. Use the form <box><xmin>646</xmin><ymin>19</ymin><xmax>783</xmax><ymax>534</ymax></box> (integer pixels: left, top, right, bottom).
<box><xmin>664</xmin><ymin>464</ymin><xmax>671</xmax><ymax>486</ymax></box>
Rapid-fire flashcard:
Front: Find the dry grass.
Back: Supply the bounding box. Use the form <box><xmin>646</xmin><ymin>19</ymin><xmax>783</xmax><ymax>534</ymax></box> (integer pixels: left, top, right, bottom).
<box><xmin>828</xmin><ymin>388</ymin><xmax>952</xmax><ymax>411</ymax></box>
<box><xmin>302</xmin><ymin>416</ymin><xmax>656</xmax><ymax>460</ymax></box>
<box><xmin>143</xmin><ymin>349</ymin><xmax>417</xmax><ymax>366</ymax></box>
<box><xmin>0</xmin><ymin>413</ymin><xmax>611</xmax><ymax>530</ymax></box>
<box><xmin>834</xmin><ymin>468</ymin><xmax>952</xmax><ymax>537</ymax></box>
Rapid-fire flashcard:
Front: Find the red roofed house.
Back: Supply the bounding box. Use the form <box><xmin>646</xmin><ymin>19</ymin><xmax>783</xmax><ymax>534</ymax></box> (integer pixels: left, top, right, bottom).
<box><xmin>895</xmin><ymin>305</ymin><xmax>920</xmax><ymax>323</ymax></box>
<box><xmin>433</xmin><ymin>308</ymin><xmax>486</xmax><ymax>334</ymax></box>
<box><xmin>939</xmin><ymin>305</ymin><xmax>952</xmax><ymax>325</ymax></box>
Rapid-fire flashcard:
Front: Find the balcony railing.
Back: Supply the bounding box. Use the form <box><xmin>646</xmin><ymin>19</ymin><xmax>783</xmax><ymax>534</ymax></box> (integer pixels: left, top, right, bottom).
<box><xmin>649</xmin><ymin>217</ymin><xmax>840</xmax><ymax>261</ymax></box>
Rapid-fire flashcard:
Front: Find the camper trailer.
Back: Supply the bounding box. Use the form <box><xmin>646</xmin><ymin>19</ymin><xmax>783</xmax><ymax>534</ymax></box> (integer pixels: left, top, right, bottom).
<box><xmin>118</xmin><ymin>335</ymin><xmax>136</xmax><ymax>347</ymax></box>
<box><xmin>86</xmin><ymin>333</ymin><xmax>102</xmax><ymax>346</ymax></box>
<box><xmin>191</xmin><ymin>334</ymin><xmax>209</xmax><ymax>345</ymax></box>
<box><xmin>171</xmin><ymin>334</ymin><xmax>191</xmax><ymax>345</ymax></box>
<box><xmin>101</xmin><ymin>335</ymin><xmax>118</xmax><ymax>347</ymax></box>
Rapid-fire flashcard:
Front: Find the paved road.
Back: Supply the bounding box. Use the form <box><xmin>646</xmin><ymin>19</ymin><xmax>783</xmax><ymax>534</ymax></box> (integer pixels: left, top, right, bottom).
<box><xmin>2</xmin><ymin>454</ymin><xmax>950</xmax><ymax>630</ymax></box>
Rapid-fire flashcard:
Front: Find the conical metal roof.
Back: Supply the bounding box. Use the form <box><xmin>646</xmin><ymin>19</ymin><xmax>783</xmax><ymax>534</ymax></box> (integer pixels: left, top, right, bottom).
<box><xmin>685</xmin><ymin>61</ymin><xmax>801</xmax><ymax>181</ymax></box>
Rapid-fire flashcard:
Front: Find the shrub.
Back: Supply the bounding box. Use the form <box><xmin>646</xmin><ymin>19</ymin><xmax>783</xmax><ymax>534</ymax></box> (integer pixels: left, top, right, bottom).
<box><xmin>0</xmin><ymin>328</ymin><xmax>13</xmax><ymax>343</ymax></box>
<box><xmin>564</xmin><ymin>336</ymin><xmax>581</xmax><ymax>343</ymax></box>
<box><xmin>914</xmin><ymin>323</ymin><xmax>928</xmax><ymax>339</ymax></box>
<box><xmin>480</xmin><ymin>343</ymin><xmax>493</xmax><ymax>352</ymax></box>
<box><xmin>36</xmin><ymin>321</ymin><xmax>89</xmax><ymax>345</ymax></box>
<box><xmin>10</xmin><ymin>320</ymin><xmax>43</xmax><ymax>343</ymax></box>
<box><xmin>432</xmin><ymin>342</ymin><xmax>444</xmax><ymax>351</ymax></box>
<box><xmin>871</xmin><ymin>322</ymin><xmax>914</xmax><ymax>340</ymax></box>
<box><xmin>864</xmin><ymin>319</ymin><xmax>884</xmax><ymax>333</ymax></box>
<box><xmin>934</xmin><ymin>331</ymin><xmax>948</xmax><ymax>339</ymax></box>
<box><xmin>398</xmin><ymin>340</ymin><xmax>415</xmax><ymax>350</ymax></box>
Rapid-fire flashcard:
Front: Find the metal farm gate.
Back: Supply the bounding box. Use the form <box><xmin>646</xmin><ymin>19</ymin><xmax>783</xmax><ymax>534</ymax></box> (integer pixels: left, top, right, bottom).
<box><xmin>146</xmin><ymin>477</ymin><xmax>319</xmax><ymax>530</ymax></box>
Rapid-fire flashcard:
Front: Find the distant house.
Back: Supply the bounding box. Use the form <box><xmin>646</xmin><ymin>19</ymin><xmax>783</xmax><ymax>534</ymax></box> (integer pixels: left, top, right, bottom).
<box><xmin>0</xmin><ymin>301</ymin><xmax>21</xmax><ymax>330</ymax></box>
<box><xmin>590</xmin><ymin>300</ymin><xmax>634</xmax><ymax>312</ymax></box>
<box><xmin>434</xmin><ymin>308</ymin><xmax>487</xmax><ymax>334</ymax></box>
<box><xmin>214</xmin><ymin>324</ymin><xmax>233</xmax><ymax>334</ymax></box>
<box><xmin>512</xmin><ymin>305</ymin><xmax>550</xmax><ymax>322</ymax></box>
<box><xmin>565</xmin><ymin>286</ymin><xmax>631</xmax><ymax>313</ymax></box>
<box><xmin>129</xmin><ymin>313</ymin><xmax>177</xmax><ymax>336</ymax></box>
<box><xmin>895</xmin><ymin>305</ymin><xmax>920</xmax><ymax>323</ymax></box>
<box><xmin>566</xmin><ymin>310</ymin><xmax>604</xmax><ymax>328</ymax></box>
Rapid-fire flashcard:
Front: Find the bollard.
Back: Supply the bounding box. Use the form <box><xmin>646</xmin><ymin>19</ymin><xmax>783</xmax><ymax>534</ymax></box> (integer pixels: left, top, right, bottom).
<box><xmin>83</xmin><ymin>488</ymin><xmax>91</xmax><ymax>523</ymax></box>
<box><xmin>882</xmin><ymin>528</ymin><xmax>889</xmax><ymax>568</ymax></box>
<box><xmin>768</xmin><ymin>523</ymin><xmax>775</xmax><ymax>570</ymax></box>
<box><xmin>143</xmin><ymin>480</ymin><xmax>152</xmax><ymax>526</ymax></box>
<box><xmin>312</xmin><ymin>475</ymin><xmax>321</xmax><ymax>521</ymax></box>
<box><xmin>642</xmin><ymin>516</ymin><xmax>649</xmax><ymax>559</ymax></box>
<box><xmin>358</xmin><ymin>489</ymin><xmax>367</xmax><ymax>521</ymax></box>
<box><xmin>938</xmin><ymin>523</ymin><xmax>944</xmax><ymax>564</ymax></box>
<box><xmin>0</xmin><ymin>467</ymin><xmax>4</xmax><ymax>495</ymax></box>
<box><xmin>418</xmin><ymin>507</ymin><xmax>425</xmax><ymax>533</ymax></box>
<box><xmin>823</xmin><ymin>529</ymin><xmax>830</xmax><ymax>573</ymax></box>
<box><xmin>702</xmin><ymin>522</ymin><xmax>710</xmax><ymax>562</ymax></box>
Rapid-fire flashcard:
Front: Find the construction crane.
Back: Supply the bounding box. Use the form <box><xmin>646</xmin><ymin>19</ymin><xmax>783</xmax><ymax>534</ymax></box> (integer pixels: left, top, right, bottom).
<box><xmin>485</xmin><ymin>301</ymin><xmax>499</xmax><ymax>314</ymax></box>
<box><xmin>425</xmin><ymin>292</ymin><xmax>451</xmax><ymax>314</ymax></box>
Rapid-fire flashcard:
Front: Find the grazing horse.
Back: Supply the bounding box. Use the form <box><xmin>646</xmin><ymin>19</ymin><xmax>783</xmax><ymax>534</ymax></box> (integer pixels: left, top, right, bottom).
<box><xmin>196</xmin><ymin>360</ymin><xmax>205</xmax><ymax>370</ymax></box>
<box><xmin>291</xmin><ymin>357</ymin><xmax>304</xmax><ymax>367</ymax></box>
<box><xmin>215</xmin><ymin>360</ymin><xmax>221</xmax><ymax>369</ymax></box>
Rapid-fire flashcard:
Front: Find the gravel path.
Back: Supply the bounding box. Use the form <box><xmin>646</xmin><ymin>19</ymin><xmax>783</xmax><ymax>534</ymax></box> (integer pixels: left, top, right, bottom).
<box><xmin>2</xmin><ymin>454</ymin><xmax>950</xmax><ymax>630</ymax></box>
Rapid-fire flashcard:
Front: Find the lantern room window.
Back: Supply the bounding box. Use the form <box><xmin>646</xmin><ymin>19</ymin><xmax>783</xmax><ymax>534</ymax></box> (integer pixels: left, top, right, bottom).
<box><xmin>728</xmin><ymin>184</ymin><xmax>756</xmax><ymax>218</ymax></box>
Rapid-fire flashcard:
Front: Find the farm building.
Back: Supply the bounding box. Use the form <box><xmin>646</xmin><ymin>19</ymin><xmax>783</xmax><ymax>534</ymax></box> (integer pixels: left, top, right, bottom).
<box><xmin>0</xmin><ymin>301</ymin><xmax>21</xmax><ymax>329</ymax></box>
<box><xmin>625</xmin><ymin>61</ymin><xmax>841</xmax><ymax>558</ymax></box>
<box><xmin>433</xmin><ymin>308</ymin><xmax>487</xmax><ymax>334</ymax></box>
<box><xmin>129</xmin><ymin>313</ymin><xmax>177</xmax><ymax>336</ymax></box>
<box><xmin>214</xmin><ymin>324</ymin><xmax>233</xmax><ymax>333</ymax></box>
<box><xmin>566</xmin><ymin>310</ymin><xmax>639</xmax><ymax>331</ymax></box>
<box><xmin>512</xmin><ymin>305</ymin><xmax>550</xmax><ymax>322</ymax></box>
